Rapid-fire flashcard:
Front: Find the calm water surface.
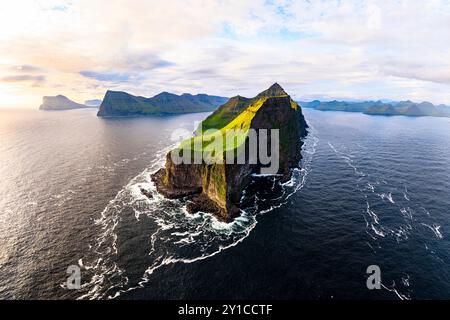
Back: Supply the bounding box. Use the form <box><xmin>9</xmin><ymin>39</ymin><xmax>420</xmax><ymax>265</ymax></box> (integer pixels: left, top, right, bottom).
<box><xmin>0</xmin><ymin>108</ymin><xmax>449</xmax><ymax>299</ymax></box>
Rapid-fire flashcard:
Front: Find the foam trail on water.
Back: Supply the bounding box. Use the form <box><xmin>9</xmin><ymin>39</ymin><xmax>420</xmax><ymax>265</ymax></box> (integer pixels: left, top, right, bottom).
<box><xmin>78</xmin><ymin>125</ymin><xmax>318</xmax><ymax>300</ymax></box>
<box><xmin>421</xmin><ymin>223</ymin><xmax>443</xmax><ymax>239</ymax></box>
<box><xmin>328</xmin><ymin>137</ymin><xmax>445</xmax><ymax>300</ymax></box>
<box><xmin>381</xmin><ymin>281</ymin><xmax>410</xmax><ymax>300</ymax></box>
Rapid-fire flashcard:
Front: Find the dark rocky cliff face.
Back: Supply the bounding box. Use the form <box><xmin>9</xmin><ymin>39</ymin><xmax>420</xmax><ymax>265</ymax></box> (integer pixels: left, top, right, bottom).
<box><xmin>152</xmin><ymin>153</ymin><xmax>203</xmax><ymax>198</ymax></box>
<box><xmin>151</xmin><ymin>84</ymin><xmax>308</xmax><ymax>221</ymax></box>
<box><xmin>250</xmin><ymin>95</ymin><xmax>306</xmax><ymax>177</ymax></box>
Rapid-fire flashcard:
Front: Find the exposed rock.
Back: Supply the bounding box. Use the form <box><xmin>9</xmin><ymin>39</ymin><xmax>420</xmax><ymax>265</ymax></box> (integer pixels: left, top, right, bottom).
<box><xmin>186</xmin><ymin>194</ymin><xmax>228</xmax><ymax>219</ymax></box>
<box><xmin>151</xmin><ymin>83</ymin><xmax>308</xmax><ymax>221</ymax></box>
<box><xmin>151</xmin><ymin>157</ymin><xmax>203</xmax><ymax>198</ymax></box>
<box><xmin>140</xmin><ymin>188</ymin><xmax>153</xmax><ymax>199</ymax></box>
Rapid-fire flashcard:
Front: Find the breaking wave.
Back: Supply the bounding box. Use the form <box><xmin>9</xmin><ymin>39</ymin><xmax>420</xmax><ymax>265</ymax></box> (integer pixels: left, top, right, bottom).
<box><xmin>77</xmin><ymin>126</ymin><xmax>318</xmax><ymax>299</ymax></box>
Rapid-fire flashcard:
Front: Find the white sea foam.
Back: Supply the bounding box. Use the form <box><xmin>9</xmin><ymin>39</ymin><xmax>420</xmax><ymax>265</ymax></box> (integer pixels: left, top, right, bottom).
<box><xmin>328</xmin><ymin>142</ymin><xmax>365</xmax><ymax>177</ymax></box>
<box><xmin>371</xmin><ymin>224</ymin><xmax>386</xmax><ymax>237</ymax></box>
<box><xmin>400</xmin><ymin>207</ymin><xmax>413</xmax><ymax>220</ymax></box>
<box><xmin>403</xmin><ymin>186</ymin><xmax>410</xmax><ymax>201</ymax></box>
<box><xmin>381</xmin><ymin>281</ymin><xmax>410</xmax><ymax>300</ymax></box>
<box><xmin>251</xmin><ymin>173</ymin><xmax>283</xmax><ymax>177</ymax></box>
<box><xmin>78</xmin><ymin>124</ymin><xmax>318</xmax><ymax>300</ymax></box>
<box><xmin>377</xmin><ymin>192</ymin><xmax>395</xmax><ymax>204</ymax></box>
<box><xmin>365</xmin><ymin>241</ymin><xmax>376</xmax><ymax>253</ymax></box>
<box><xmin>366</xmin><ymin>201</ymin><xmax>379</xmax><ymax>224</ymax></box>
<box><xmin>402</xmin><ymin>274</ymin><xmax>410</xmax><ymax>287</ymax></box>
<box><xmin>421</xmin><ymin>223</ymin><xmax>443</xmax><ymax>239</ymax></box>
<box><xmin>386</xmin><ymin>192</ymin><xmax>395</xmax><ymax>204</ymax></box>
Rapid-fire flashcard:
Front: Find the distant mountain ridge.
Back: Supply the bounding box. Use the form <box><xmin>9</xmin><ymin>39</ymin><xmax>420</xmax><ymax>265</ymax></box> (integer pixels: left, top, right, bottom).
<box><xmin>97</xmin><ymin>90</ymin><xmax>228</xmax><ymax>117</ymax></box>
<box><xmin>39</xmin><ymin>95</ymin><xmax>95</xmax><ymax>110</ymax></box>
<box><xmin>301</xmin><ymin>100</ymin><xmax>450</xmax><ymax>118</ymax></box>
<box><xmin>84</xmin><ymin>99</ymin><xmax>102</xmax><ymax>107</ymax></box>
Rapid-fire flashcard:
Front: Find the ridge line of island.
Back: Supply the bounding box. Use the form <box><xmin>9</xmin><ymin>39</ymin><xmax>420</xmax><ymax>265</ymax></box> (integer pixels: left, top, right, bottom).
<box><xmin>150</xmin><ymin>83</ymin><xmax>308</xmax><ymax>221</ymax></box>
<box><xmin>39</xmin><ymin>91</ymin><xmax>450</xmax><ymax>118</ymax></box>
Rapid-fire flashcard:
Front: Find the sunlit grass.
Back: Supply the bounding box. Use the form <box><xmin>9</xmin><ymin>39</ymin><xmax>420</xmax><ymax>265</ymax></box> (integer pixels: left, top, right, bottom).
<box><xmin>176</xmin><ymin>95</ymin><xmax>295</xmax><ymax>163</ymax></box>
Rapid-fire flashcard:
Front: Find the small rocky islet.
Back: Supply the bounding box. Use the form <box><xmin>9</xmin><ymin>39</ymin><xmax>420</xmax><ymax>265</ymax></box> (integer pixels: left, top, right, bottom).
<box><xmin>39</xmin><ymin>95</ymin><xmax>95</xmax><ymax>110</ymax></box>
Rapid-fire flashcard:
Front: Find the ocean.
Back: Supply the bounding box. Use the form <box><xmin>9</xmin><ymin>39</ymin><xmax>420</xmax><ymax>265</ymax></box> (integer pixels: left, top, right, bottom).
<box><xmin>0</xmin><ymin>107</ymin><xmax>449</xmax><ymax>299</ymax></box>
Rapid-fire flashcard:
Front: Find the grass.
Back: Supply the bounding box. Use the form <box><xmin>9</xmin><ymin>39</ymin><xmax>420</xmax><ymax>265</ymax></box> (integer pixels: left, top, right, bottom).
<box><xmin>198</xmin><ymin>97</ymin><xmax>251</xmax><ymax>133</ymax></box>
<box><xmin>178</xmin><ymin>97</ymin><xmax>269</xmax><ymax>161</ymax></box>
<box><xmin>175</xmin><ymin>94</ymin><xmax>295</xmax><ymax>163</ymax></box>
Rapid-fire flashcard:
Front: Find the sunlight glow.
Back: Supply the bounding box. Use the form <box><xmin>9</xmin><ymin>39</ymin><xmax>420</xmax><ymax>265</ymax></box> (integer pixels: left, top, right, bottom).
<box><xmin>1</xmin><ymin>1</ymin><xmax>450</xmax><ymax>108</ymax></box>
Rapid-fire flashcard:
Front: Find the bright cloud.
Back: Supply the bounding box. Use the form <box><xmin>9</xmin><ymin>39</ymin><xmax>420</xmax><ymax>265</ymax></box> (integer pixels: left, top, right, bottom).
<box><xmin>0</xmin><ymin>0</ymin><xmax>449</xmax><ymax>108</ymax></box>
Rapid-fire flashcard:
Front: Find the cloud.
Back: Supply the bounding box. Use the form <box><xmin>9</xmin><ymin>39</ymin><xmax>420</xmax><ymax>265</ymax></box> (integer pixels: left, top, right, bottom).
<box><xmin>51</xmin><ymin>4</ymin><xmax>70</xmax><ymax>12</ymax></box>
<box><xmin>79</xmin><ymin>71</ymin><xmax>131</xmax><ymax>83</ymax></box>
<box><xmin>115</xmin><ymin>53</ymin><xmax>175</xmax><ymax>71</ymax></box>
<box><xmin>8</xmin><ymin>64</ymin><xmax>44</xmax><ymax>73</ymax></box>
<box><xmin>380</xmin><ymin>60</ymin><xmax>450</xmax><ymax>85</ymax></box>
<box><xmin>1</xmin><ymin>74</ymin><xmax>46</xmax><ymax>87</ymax></box>
<box><xmin>1</xmin><ymin>0</ymin><xmax>450</xmax><ymax>108</ymax></box>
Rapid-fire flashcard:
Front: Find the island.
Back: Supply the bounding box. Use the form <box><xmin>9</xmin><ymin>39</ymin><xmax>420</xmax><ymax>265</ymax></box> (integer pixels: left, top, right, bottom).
<box><xmin>150</xmin><ymin>83</ymin><xmax>308</xmax><ymax>221</ymax></box>
<box><xmin>84</xmin><ymin>99</ymin><xmax>102</xmax><ymax>107</ymax></box>
<box><xmin>39</xmin><ymin>95</ymin><xmax>95</xmax><ymax>111</ymax></box>
<box><xmin>301</xmin><ymin>100</ymin><xmax>450</xmax><ymax>118</ymax></box>
<box><xmin>97</xmin><ymin>90</ymin><xmax>228</xmax><ymax>117</ymax></box>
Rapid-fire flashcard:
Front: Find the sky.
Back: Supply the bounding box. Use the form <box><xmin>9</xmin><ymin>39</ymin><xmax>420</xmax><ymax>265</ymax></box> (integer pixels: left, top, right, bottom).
<box><xmin>0</xmin><ymin>0</ymin><xmax>450</xmax><ymax>108</ymax></box>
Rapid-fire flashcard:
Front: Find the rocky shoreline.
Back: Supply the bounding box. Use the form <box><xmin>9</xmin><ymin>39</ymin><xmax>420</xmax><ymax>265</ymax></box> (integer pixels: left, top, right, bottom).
<box><xmin>149</xmin><ymin>84</ymin><xmax>308</xmax><ymax>222</ymax></box>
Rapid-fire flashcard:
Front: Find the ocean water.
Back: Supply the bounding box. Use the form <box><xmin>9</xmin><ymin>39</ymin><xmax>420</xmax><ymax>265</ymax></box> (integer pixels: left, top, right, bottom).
<box><xmin>0</xmin><ymin>108</ymin><xmax>449</xmax><ymax>299</ymax></box>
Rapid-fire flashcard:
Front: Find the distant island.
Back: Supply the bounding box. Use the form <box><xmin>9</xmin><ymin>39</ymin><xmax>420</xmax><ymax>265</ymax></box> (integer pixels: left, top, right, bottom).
<box><xmin>84</xmin><ymin>99</ymin><xmax>102</xmax><ymax>107</ymax></box>
<box><xmin>39</xmin><ymin>95</ymin><xmax>96</xmax><ymax>111</ymax></box>
<box><xmin>301</xmin><ymin>100</ymin><xmax>450</xmax><ymax>118</ymax></box>
<box><xmin>150</xmin><ymin>83</ymin><xmax>308</xmax><ymax>221</ymax></box>
<box><xmin>97</xmin><ymin>91</ymin><xmax>228</xmax><ymax>117</ymax></box>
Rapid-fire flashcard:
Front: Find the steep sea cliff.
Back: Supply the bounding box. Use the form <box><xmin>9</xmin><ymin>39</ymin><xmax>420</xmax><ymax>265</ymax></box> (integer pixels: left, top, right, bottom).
<box><xmin>151</xmin><ymin>84</ymin><xmax>308</xmax><ymax>221</ymax></box>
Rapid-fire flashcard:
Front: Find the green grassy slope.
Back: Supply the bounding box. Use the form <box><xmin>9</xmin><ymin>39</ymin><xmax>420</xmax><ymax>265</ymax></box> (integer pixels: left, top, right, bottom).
<box><xmin>197</xmin><ymin>82</ymin><xmax>288</xmax><ymax>133</ymax></box>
